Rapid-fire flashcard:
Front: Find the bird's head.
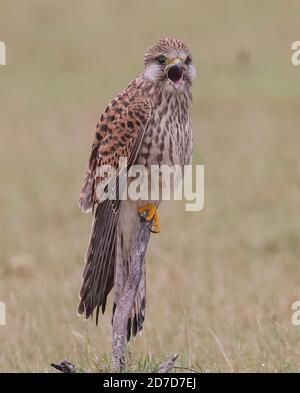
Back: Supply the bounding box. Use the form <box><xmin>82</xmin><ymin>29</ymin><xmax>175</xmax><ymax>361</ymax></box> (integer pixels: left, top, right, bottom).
<box><xmin>143</xmin><ymin>38</ymin><xmax>196</xmax><ymax>92</ymax></box>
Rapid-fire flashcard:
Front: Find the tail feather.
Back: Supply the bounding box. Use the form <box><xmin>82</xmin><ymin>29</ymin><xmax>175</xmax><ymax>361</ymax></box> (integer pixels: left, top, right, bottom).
<box><xmin>78</xmin><ymin>199</ymin><xmax>119</xmax><ymax>323</ymax></box>
<box><xmin>79</xmin><ymin>198</ymin><xmax>147</xmax><ymax>340</ymax></box>
<box><xmin>129</xmin><ymin>273</ymin><xmax>146</xmax><ymax>340</ymax></box>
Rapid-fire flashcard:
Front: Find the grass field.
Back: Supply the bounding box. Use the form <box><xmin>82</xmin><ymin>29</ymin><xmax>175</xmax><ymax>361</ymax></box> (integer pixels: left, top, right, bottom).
<box><xmin>1</xmin><ymin>0</ymin><xmax>300</xmax><ymax>372</ymax></box>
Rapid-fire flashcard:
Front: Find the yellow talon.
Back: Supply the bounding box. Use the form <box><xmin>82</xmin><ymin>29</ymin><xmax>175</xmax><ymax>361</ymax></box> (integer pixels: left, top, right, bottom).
<box><xmin>138</xmin><ymin>204</ymin><xmax>160</xmax><ymax>233</ymax></box>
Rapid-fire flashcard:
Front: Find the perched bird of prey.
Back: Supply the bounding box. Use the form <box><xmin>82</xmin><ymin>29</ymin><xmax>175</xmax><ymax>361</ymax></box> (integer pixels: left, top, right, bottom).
<box><xmin>78</xmin><ymin>38</ymin><xmax>195</xmax><ymax>339</ymax></box>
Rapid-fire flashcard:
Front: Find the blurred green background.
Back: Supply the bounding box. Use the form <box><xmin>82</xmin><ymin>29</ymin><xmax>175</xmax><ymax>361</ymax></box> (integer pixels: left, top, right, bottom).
<box><xmin>0</xmin><ymin>0</ymin><xmax>300</xmax><ymax>372</ymax></box>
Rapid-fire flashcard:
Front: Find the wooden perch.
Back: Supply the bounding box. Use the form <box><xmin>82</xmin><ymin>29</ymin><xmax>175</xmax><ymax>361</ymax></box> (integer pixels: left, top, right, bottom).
<box><xmin>51</xmin><ymin>217</ymin><xmax>179</xmax><ymax>373</ymax></box>
<box><xmin>156</xmin><ymin>354</ymin><xmax>179</xmax><ymax>373</ymax></box>
<box><xmin>111</xmin><ymin>218</ymin><xmax>151</xmax><ymax>370</ymax></box>
<box><xmin>51</xmin><ymin>360</ymin><xmax>76</xmax><ymax>373</ymax></box>
<box><xmin>51</xmin><ymin>354</ymin><xmax>179</xmax><ymax>373</ymax></box>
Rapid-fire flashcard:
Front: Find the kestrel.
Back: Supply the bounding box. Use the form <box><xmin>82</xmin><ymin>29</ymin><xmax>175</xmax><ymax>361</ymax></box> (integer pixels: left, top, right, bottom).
<box><xmin>78</xmin><ymin>38</ymin><xmax>195</xmax><ymax>339</ymax></box>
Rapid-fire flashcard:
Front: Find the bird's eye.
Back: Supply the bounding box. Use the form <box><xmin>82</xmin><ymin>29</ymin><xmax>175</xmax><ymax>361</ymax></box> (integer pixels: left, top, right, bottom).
<box><xmin>156</xmin><ymin>55</ymin><xmax>166</xmax><ymax>65</ymax></box>
<box><xmin>185</xmin><ymin>56</ymin><xmax>192</xmax><ymax>65</ymax></box>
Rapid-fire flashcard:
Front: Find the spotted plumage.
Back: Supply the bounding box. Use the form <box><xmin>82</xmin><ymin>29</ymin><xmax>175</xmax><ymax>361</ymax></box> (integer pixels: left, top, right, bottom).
<box><xmin>78</xmin><ymin>38</ymin><xmax>195</xmax><ymax>339</ymax></box>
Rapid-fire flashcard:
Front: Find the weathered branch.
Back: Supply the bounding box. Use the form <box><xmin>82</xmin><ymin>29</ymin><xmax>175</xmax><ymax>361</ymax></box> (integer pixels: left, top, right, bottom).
<box><xmin>51</xmin><ymin>219</ymin><xmax>179</xmax><ymax>374</ymax></box>
<box><xmin>156</xmin><ymin>354</ymin><xmax>179</xmax><ymax>373</ymax></box>
<box><xmin>111</xmin><ymin>219</ymin><xmax>151</xmax><ymax>370</ymax></box>
<box><xmin>51</xmin><ymin>360</ymin><xmax>76</xmax><ymax>373</ymax></box>
<box><xmin>51</xmin><ymin>354</ymin><xmax>179</xmax><ymax>373</ymax></box>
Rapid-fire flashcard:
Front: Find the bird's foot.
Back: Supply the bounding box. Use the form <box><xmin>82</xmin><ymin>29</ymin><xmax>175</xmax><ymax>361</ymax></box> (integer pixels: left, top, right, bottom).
<box><xmin>138</xmin><ymin>204</ymin><xmax>160</xmax><ymax>233</ymax></box>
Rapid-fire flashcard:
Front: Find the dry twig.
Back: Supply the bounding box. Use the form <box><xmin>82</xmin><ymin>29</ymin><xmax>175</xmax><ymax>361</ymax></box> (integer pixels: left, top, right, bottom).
<box><xmin>156</xmin><ymin>354</ymin><xmax>179</xmax><ymax>373</ymax></box>
<box><xmin>112</xmin><ymin>219</ymin><xmax>151</xmax><ymax>370</ymax></box>
<box><xmin>52</xmin><ymin>216</ymin><xmax>178</xmax><ymax>374</ymax></box>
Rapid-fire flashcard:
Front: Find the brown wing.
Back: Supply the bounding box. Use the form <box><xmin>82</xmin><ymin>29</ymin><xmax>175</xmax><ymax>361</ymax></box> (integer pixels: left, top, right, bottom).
<box><xmin>78</xmin><ymin>83</ymin><xmax>151</xmax><ymax>323</ymax></box>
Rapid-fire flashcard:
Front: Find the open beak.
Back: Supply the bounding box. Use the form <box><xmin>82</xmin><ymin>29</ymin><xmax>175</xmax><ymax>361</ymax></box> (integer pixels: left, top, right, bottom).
<box><xmin>167</xmin><ymin>58</ymin><xmax>183</xmax><ymax>89</ymax></box>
